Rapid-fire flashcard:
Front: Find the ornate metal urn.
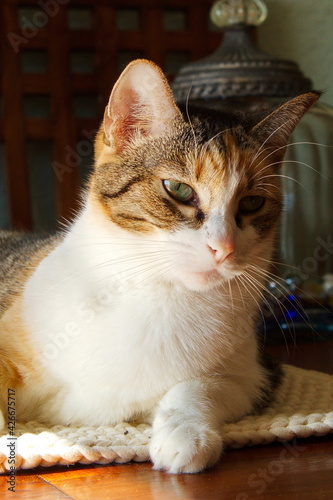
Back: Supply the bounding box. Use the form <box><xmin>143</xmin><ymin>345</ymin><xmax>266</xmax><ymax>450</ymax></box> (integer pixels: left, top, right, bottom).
<box><xmin>172</xmin><ymin>0</ymin><xmax>312</xmax><ymax>112</ymax></box>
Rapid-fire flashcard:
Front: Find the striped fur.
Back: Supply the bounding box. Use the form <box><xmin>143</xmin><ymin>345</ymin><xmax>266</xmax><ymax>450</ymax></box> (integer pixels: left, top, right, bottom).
<box><xmin>0</xmin><ymin>231</ymin><xmax>59</xmax><ymax>317</ymax></box>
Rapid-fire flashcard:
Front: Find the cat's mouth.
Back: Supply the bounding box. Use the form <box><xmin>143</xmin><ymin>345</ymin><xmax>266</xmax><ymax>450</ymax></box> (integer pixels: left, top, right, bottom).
<box><xmin>168</xmin><ymin>245</ymin><xmax>238</xmax><ymax>290</ymax></box>
<box><xmin>175</xmin><ymin>267</ymin><xmax>227</xmax><ymax>291</ymax></box>
<box><xmin>191</xmin><ymin>269</ymin><xmax>221</xmax><ymax>281</ymax></box>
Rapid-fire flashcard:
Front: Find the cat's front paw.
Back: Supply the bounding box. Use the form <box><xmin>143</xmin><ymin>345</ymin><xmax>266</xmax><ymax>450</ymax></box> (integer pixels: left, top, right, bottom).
<box><xmin>149</xmin><ymin>416</ymin><xmax>223</xmax><ymax>474</ymax></box>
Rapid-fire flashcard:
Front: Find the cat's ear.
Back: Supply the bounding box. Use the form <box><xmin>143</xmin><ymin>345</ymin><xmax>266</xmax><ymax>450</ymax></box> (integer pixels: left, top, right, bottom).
<box><xmin>250</xmin><ymin>91</ymin><xmax>320</xmax><ymax>153</ymax></box>
<box><xmin>103</xmin><ymin>59</ymin><xmax>182</xmax><ymax>153</ymax></box>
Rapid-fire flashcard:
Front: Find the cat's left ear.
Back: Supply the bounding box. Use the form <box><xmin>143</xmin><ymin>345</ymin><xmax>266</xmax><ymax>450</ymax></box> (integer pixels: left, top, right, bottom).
<box><xmin>103</xmin><ymin>59</ymin><xmax>182</xmax><ymax>154</ymax></box>
<box><xmin>250</xmin><ymin>91</ymin><xmax>320</xmax><ymax>152</ymax></box>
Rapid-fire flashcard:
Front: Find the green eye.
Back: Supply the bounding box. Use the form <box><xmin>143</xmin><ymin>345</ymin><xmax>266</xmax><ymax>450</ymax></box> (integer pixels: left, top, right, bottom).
<box><xmin>239</xmin><ymin>196</ymin><xmax>265</xmax><ymax>214</ymax></box>
<box><xmin>163</xmin><ymin>180</ymin><xmax>195</xmax><ymax>203</ymax></box>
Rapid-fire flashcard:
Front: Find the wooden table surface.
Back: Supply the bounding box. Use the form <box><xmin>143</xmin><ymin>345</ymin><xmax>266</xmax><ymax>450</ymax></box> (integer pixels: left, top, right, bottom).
<box><xmin>1</xmin><ymin>342</ymin><xmax>333</xmax><ymax>500</ymax></box>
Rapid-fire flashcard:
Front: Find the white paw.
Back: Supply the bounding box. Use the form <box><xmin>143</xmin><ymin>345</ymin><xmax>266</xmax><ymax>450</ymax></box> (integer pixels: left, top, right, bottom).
<box><xmin>149</xmin><ymin>415</ymin><xmax>223</xmax><ymax>474</ymax></box>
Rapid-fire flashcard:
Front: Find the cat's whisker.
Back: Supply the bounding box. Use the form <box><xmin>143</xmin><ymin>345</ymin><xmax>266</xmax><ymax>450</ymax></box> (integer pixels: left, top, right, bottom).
<box><xmin>92</xmin><ymin>251</ymin><xmax>180</xmax><ymax>284</ymax></box>
<box><xmin>87</xmin><ymin>248</ymin><xmax>180</xmax><ymax>266</ymax></box>
<box><xmin>255</xmin><ymin>184</ymin><xmax>283</xmax><ymax>198</ymax></box>
<box><xmin>227</xmin><ymin>279</ymin><xmax>235</xmax><ymax>314</ymax></box>
<box><xmin>256</xmin><ymin>254</ymin><xmax>328</xmax><ymax>284</ymax></box>
<box><xmin>113</xmin><ymin>259</ymin><xmax>174</xmax><ymax>289</ymax></box>
<box><xmin>250</xmin><ymin>263</ymin><xmax>332</xmax><ymax>344</ymax></box>
<box><xmin>134</xmin><ymin>262</ymin><xmax>178</xmax><ymax>290</ymax></box>
<box><xmin>76</xmin><ymin>237</ymin><xmax>172</xmax><ymax>248</ymax></box>
<box><xmin>257</xmin><ymin>255</ymin><xmax>328</xmax><ymax>285</ymax></box>
<box><xmin>258</xmin><ymin>173</ymin><xmax>308</xmax><ymax>192</ymax></box>
<box><xmin>253</xmin><ymin>140</ymin><xmax>330</xmax><ymax>173</ymax></box>
<box><xmin>244</xmin><ymin>268</ymin><xmax>296</xmax><ymax>344</ymax></box>
<box><xmin>234</xmin><ymin>275</ymin><xmax>247</xmax><ymax>310</ymax></box>
<box><xmin>241</xmin><ymin>271</ymin><xmax>292</xmax><ymax>352</ymax></box>
<box><xmin>203</xmin><ymin>128</ymin><xmax>231</xmax><ymax>150</ymax></box>
<box><xmin>41</xmin><ymin>248</ymin><xmax>181</xmax><ymax>295</ymax></box>
<box><xmin>249</xmin><ymin>118</ymin><xmax>298</xmax><ymax>169</ymax></box>
<box><xmin>254</xmin><ymin>159</ymin><xmax>325</xmax><ymax>181</ymax></box>
<box><xmin>109</xmin><ymin>258</ymin><xmax>176</xmax><ymax>291</ymax></box>
<box><xmin>236</xmin><ymin>273</ymin><xmax>270</xmax><ymax>346</ymax></box>
<box><xmin>248</xmin><ymin>264</ymin><xmax>312</xmax><ymax>344</ymax></box>
<box><xmin>197</xmin><ymin>128</ymin><xmax>232</xmax><ymax>172</ymax></box>
<box><xmin>255</xmin><ymin>255</ymin><xmax>304</xmax><ymax>274</ymax></box>
<box><xmin>185</xmin><ymin>83</ymin><xmax>199</xmax><ymax>160</ymax></box>
<box><xmin>75</xmin><ymin>237</ymin><xmax>200</xmax><ymax>257</ymax></box>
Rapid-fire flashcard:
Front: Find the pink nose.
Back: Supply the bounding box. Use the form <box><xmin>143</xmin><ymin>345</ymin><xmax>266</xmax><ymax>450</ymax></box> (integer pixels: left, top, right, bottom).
<box><xmin>207</xmin><ymin>240</ymin><xmax>235</xmax><ymax>264</ymax></box>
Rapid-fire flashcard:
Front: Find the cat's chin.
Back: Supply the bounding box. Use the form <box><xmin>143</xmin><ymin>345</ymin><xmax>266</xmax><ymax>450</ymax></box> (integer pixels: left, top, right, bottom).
<box><xmin>174</xmin><ymin>269</ymin><xmax>227</xmax><ymax>292</ymax></box>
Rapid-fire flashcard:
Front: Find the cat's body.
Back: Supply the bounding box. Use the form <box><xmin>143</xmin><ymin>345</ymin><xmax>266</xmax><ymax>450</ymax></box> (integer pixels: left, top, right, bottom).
<box><xmin>0</xmin><ymin>60</ymin><xmax>318</xmax><ymax>473</ymax></box>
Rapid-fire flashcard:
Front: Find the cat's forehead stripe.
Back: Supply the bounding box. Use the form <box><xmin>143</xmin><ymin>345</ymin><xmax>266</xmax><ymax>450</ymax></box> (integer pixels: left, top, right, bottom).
<box><xmin>194</xmin><ymin>147</ymin><xmax>226</xmax><ymax>182</ymax></box>
<box><xmin>100</xmin><ymin>172</ymin><xmax>144</xmax><ymax>200</ymax></box>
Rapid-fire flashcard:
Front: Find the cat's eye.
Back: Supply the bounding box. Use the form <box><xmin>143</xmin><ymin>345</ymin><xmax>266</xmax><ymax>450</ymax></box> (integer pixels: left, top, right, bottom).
<box><xmin>239</xmin><ymin>196</ymin><xmax>265</xmax><ymax>214</ymax></box>
<box><xmin>163</xmin><ymin>180</ymin><xmax>194</xmax><ymax>203</ymax></box>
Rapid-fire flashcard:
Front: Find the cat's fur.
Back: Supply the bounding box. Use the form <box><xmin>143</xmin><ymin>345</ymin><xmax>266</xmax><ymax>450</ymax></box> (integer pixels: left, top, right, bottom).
<box><xmin>0</xmin><ymin>60</ymin><xmax>319</xmax><ymax>473</ymax></box>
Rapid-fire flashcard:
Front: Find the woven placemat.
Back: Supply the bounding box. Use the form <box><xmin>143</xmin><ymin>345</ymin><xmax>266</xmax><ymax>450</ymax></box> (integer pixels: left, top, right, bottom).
<box><xmin>1</xmin><ymin>364</ymin><xmax>333</xmax><ymax>472</ymax></box>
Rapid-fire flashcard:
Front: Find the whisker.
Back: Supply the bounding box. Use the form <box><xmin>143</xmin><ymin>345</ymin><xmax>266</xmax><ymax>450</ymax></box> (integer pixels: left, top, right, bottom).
<box><xmin>241</xmin><ymin>271</ymin><xmax>292</xmax><ymax>352</ymax></box>
<box><xmin>228</xmin><ymin>279</ymin><xmax>234</xmax><ymax>314</ymax></box>
<box><xmin>43</xmin><ymin>246</ymin><xmax>185</xmax><ymax>295</ymax></box>
<box><xmin>252</xmin><ymin>159</ymin><xmax>325</xmax><ymax>184</ymax></box>
<box><xmin>251</xmin><ymin>263</ymin><xmax>333</xmax><ymax>344</ymax></box>
<box><xmin>256</xmin><ymin>256</ymin><xmax>322</xmax><ymax>280</ymax></box>
<box><xmin>249</xmin><ymin>118</ymin><xmax>297</xmax><ymax>168</ymax></box>
<box><xmin>258</xmin><ymin>173</ymin><xmax>309</xmax><ymax>192</ymax></box>
<box><xmin>253</xmin><ymin>140</ymin><xmax>331</xmax><ymax>172</ymax></box>
<box><xmin>237</xmin><ymin>274</ymin><xmax>271</xmax><ymax>348</ymax></box>
<box><xmin>248</xmin><ymin>264</ymin><xmax>318</xmax><ymax>344</ymax></box>
<box><xmin>185</xmin><ymin>82</ymin><xmax>199</xmax><ymax>160</ymax></box>
<box><xmin>198</xmin><ymin>128</ymin><xmax>232</xmax><ymax>168</ymax></box>
<box><xmin>234</xmin><ymin>275</ymin><xmax>246</xmax><ymax>309</ymax></box>
<box><xmin>255</xmin><ymin>184</ymin><xmax>283</xmax><ymax>198</ymax></box>
<box><xmin>139</xmin><ymin>262</ymin><xmax>185</xmax><ymax>290</ymax></box>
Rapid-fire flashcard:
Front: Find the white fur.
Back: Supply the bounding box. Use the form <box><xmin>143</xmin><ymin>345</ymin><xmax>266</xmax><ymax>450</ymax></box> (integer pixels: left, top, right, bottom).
<box><xmin>20</xmin><ymin>191</ymin><xmax>273</xmax><ymax>473</ymax></box>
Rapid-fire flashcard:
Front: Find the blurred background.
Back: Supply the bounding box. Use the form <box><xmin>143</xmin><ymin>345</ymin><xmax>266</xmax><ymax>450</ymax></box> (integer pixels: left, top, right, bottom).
<box><xmin>0</xmin><ymin>0</ymin><xmax>222</xmax><ymax>232</ymax></box>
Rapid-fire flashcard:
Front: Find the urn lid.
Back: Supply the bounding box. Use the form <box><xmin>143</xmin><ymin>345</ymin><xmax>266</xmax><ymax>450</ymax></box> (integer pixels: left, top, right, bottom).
<box><xmin>172</xmin><ymin>0</ymin><xmax>312</xmax><ymax>104</ymax></box>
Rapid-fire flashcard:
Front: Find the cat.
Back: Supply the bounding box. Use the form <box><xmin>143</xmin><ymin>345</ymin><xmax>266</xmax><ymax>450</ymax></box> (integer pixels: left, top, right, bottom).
<box><xmin>0</xmin><ymin>59</ymin><xmax>319</xmax><ymax>474</ymax></box>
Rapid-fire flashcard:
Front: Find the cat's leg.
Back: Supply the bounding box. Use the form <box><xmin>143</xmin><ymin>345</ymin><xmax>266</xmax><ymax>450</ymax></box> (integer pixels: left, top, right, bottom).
<box><xmin>149</xmin><ymin>374</ymin><xmax>265</xmax><ymax>474</ymax></box>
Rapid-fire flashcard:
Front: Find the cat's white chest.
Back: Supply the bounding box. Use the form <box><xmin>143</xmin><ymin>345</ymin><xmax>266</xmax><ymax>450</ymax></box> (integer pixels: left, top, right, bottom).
<box><xmin>24</xmin><ymin>250</ymin><xmax>224</xmax><ymax>424</ymax></box>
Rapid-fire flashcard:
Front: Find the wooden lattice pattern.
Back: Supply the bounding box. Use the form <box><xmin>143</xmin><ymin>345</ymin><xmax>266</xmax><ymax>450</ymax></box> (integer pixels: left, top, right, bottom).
<box><xmin>0</xmin><ymin>0</ymin><xmax>221</xmax><ymax>231</ymax></box>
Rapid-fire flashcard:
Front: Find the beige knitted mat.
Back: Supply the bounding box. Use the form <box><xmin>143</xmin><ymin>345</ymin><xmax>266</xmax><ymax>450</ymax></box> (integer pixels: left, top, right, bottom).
<box><xmin>1</xmin><ymin>364</ymin><xmax>333</xmax><ymax>472</ymax></box>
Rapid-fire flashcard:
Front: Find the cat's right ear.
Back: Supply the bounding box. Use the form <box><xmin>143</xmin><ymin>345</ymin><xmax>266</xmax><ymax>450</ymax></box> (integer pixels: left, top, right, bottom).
<box><xmin>103</xmin><ymin>59</ymin><xmax>182</xmax><ymax>154</ymax></box>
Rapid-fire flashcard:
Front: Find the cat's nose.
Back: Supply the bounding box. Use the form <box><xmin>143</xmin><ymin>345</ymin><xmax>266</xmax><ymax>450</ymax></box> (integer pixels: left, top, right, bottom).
<box><xmin>207</xmin><ymin>239</ymin><xmax>235</xmax><ymax>264</ymax></box>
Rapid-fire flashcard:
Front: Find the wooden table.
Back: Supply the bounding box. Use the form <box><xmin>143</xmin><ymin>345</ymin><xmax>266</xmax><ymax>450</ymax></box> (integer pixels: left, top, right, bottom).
<box><xmin>1</xmin><ymin>342</ymin><xmax>333</xmax><ymax>499</ymax></box>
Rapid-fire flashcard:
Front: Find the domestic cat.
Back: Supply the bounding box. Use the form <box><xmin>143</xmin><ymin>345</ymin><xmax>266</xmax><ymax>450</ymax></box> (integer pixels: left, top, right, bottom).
<box><xmin>0</xmin><ymin>60</ymin><xmax>319</xmax><ymax>473</ymax></box>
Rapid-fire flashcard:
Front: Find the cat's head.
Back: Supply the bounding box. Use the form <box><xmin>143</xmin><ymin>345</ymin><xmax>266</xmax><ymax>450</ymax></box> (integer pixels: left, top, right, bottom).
<box><xmin>91</xmin><ymin>59</ymin><xmax>319</xmax><ymax>291</ymax></box>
